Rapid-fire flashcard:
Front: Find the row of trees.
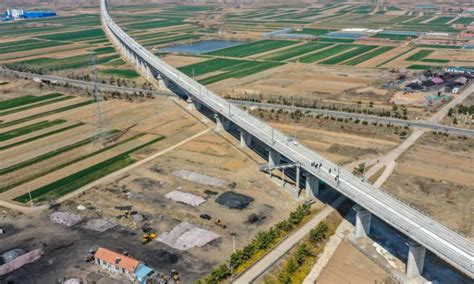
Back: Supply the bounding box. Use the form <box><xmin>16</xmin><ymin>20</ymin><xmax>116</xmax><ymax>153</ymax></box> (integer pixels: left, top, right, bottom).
<box><xmin>224</xmin><ymin>94</ymin><xmax>411</xmax><ymax>120</ymax></box>
<box><xmin>255</xmin><ymin>107</ymin><xmax>411</xmax><ymax>138</ymax></box>
<box><xmin>198</xmin><ymin>204</ymin><xmax>312</xmax><ymax>284</ymax></box>
<box><xmin>277</xmin><ymin>243</ymin><xmax>310</xmax><ymax>284</ymax></box>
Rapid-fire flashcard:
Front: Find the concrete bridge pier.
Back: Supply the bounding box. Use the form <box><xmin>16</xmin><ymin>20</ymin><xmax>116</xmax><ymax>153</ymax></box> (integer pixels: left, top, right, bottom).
<box><xmin>240</xmin><ymin>130</ymin><xmax>251</xmax><ymax>148</ymax></box>
<box><xmin>214</xmin><ymin>114</ymin><xmax>229</xmax><ymax>132</ymax></box>
<box><xmin>145</xmin><ymin>65</ymin><xmax>153</xmax><ymax>80</ymax></box>
<box><xmin>305</xmin><ymin>174</ymin><xmax>319</xmax><ymax>198</ymax></box>
<box><xmin>406</xmin><ymin>239</ymin><xmax>426</xmax><ymax>280</ymax></box>
<box><xmin>156</xmin><ymin>74</ymin><xmax>168</xmax><ymax>90</ymax></box>
<box><xmin>295</xmin><ymin>166</ymin><xmax>301</xmax><ymax>193</ymax></box>
<box><xmin>354</xmin><ymin>204</ymin><xmax>372</xmax><ymax>238</ymax></box>
<box><xmin>268</xmin><ymin>150</ymin><xmax>281</xmax><ymax>168</ymax></box>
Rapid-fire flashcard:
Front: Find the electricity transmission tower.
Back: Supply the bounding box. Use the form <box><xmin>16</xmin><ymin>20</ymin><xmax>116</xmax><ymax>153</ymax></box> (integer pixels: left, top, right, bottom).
<box><xmin>91</xmin><ymin>53</ymin><xmax>109</xmax><ymax>146</ymax></box>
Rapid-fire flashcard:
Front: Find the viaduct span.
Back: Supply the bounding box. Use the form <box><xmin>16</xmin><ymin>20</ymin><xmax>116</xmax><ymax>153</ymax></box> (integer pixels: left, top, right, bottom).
<box><xmin>100</xmin><ymin>0</ymin><xmax>473</xmax><ymax>279</ymax></box>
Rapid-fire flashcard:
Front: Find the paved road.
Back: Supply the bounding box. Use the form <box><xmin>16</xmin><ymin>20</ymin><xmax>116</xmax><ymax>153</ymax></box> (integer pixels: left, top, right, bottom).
<box><xmin>231</xmin><ymin>100</ymin><xmax>474</xmax><ymax>137</ymax></box>
<box><xmin>101</xmin><ymin>0</ymin><xmax>473</xmax><ymax>277</ymax></box>
<box><xmin>0</xmin><ymin>69</ymin><xmax>172</xmax><ymax>97</ymax></box>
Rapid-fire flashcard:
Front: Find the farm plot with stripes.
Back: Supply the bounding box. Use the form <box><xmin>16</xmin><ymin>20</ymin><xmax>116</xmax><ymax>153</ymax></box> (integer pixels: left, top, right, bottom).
<box><xmin>0</xmin><ymin>81</ymin><xmax>206</xmax><ymax>204</ymax></box>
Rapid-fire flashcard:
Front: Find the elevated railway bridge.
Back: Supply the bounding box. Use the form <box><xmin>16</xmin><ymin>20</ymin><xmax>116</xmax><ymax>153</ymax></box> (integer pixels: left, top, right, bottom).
<box><xmin>100</xmin><ymin>0</ymin><xmax>473</xmax><ymax>280</ymax></box>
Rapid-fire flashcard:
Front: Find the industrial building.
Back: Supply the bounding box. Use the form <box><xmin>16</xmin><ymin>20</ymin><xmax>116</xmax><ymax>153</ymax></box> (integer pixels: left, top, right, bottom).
<box><xmin>2</xmin><ymin>9</ymin><xmax>56</xmax><ymax>21</ymax></box>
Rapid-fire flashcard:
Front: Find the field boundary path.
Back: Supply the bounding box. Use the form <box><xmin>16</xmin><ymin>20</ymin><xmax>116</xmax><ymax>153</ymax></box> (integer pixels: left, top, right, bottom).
<box><xmin>0</xmin><ymin>128</ymin><xmax>211</xmax><ymax>214</ymax></box>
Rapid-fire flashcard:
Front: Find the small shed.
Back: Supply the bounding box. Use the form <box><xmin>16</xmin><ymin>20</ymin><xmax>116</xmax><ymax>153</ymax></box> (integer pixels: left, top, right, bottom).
<box><xmin>134</xmin><ymin>263</ymin><xmax>154</xmax><ymax>284</ymax></box>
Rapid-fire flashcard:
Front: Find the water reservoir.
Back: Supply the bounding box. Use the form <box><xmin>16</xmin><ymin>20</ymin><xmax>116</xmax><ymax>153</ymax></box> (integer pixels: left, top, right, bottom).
<box><xmin>160</xmin><ymin>40</ymin><xmax>246</xmax><ymax>54</ymax></box>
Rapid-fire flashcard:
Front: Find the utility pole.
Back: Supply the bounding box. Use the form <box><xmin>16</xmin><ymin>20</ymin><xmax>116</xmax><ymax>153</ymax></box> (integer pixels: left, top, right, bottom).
<box><xmin>91</xmin><ymin>53</ymin><xmax>109</xmax><ymax>146</ymax></box>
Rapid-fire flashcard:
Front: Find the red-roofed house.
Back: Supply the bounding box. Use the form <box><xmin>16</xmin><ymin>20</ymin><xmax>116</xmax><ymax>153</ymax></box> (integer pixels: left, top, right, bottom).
<box><xmin>94</xmin><ymin>247</ymin><xmax>140</xmax><ymax>281</ymax></box>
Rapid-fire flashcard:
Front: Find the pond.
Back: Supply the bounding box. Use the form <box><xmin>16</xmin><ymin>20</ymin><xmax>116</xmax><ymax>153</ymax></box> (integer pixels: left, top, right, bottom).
<box><xmin>159</xmin><ymin>40</ymin><xmax>246</xmax><ymax>54</ymax></box>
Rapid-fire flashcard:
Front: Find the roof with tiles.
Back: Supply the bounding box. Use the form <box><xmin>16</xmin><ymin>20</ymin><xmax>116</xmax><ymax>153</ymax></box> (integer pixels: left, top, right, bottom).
<box><xmin>94</xmin><ymin>247</ymin><xmax>140</xmax><ymax>273</ymax></box>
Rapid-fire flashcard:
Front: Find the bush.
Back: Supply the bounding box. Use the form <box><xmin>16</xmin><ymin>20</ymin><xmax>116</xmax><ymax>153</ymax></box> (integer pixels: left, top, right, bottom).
<box><xmin>205</xmin><ymin>264</ymin><xmax>231</xmax><ymax>283</ymax></box>
<box><xmin>309</xmin><ymin>222</ymin><xmax>328</xmax><ymax>243</ymax></box>
<box><xmin>275</xmin><ymin>220</ymin><xmax>292</xmax><ymax>232</ymax></box>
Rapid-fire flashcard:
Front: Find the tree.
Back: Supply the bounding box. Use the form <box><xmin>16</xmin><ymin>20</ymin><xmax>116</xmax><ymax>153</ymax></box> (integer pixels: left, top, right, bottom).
<box><xmin>448</xmin><ymin>108</ymin><xmax>454</xmax><ymax>117</ymax></box>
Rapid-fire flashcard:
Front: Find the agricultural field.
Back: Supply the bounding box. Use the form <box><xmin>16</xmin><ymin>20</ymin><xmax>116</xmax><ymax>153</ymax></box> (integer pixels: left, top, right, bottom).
<box><xmin>178</xmin><ymin>58</ymin><xmax>285</xmax><ymax>85</ymax></box>
<box><xmin>206</xmin><ymin>40</ymin><xmax>298</xmax><ymax>58</ymax></box>
<box><xmin>0</xmin><ymin>79</ymin><xmax>207</xmax><ymax>204</ymax></box>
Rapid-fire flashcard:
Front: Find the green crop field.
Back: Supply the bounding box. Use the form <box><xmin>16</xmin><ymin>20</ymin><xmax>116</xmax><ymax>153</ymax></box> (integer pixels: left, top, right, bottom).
<box><xmin>180</xmin><ymin>58</ymin><xmax>284</xmax><ymax>84</ymax></box>
<box><xmin>452</xmin><ymin>17</ymin><xmax>473</xmax><ymax>25</ymax></box>
<box><xmin>124</xmin><ymin>19</ymin><xmax>184</xmax><ymax>30</ymax></box>
<box><xmin>407</xmin><ymin>64</ymin><xmax>442</xmax><ymax>70</ymax></box>
<box><xmin>422</xmin><ymin>58</ymin><xmax>450</xmax><ymax>63</ymax></box>
<box><xmin>0</xmin><ymin>93</ymin><xmax>64</xmax><ymax>111</ymax></box>
<box><xmin>133</xmin><ymin>31</ymin><xmax>173</xmax><ymax>41</ymax></box>
<box><xmin>317</xmin><ymin>37</ymin><xmax>356</xmax><ymax>43</ymax></box>
<box><xmin>0</xmin><ymin>135</ymin><xmax>97</xmax><ymax>176</ymax></box>
<box><xmin>417</xmin><ymin>44</ymin><xmax>462</xmax><ymax>50</ymax></box>
<box><xmin>344</xmin><ymin>46</ymin><xmax>395</xmax><ymax>66</ymax></box>
<box><xmin>298</xmin><ymin>44</ymin><xmax>355</xmax><ymax>63</ymax></box>
<box><xmin>372</xmin><ymin>33</ymin><xmax>416</xmax><ymax>41</ymax></box>
<box><xmin>0</xmin><ymin>119</ymin><xmax>66</xmax><ymax>142</ymax></box>
<box><xmin>105</xmin><ymin>58</ymin><xmax>126</xmax><ymax>67</ymax></box>
<box><xmin>38</xmin><ymin>28</ymin><xmax>105</xmax><ymax>42</ymax></box>
<box><xmin>0</xmin><ymin>100</ymin><xmax>94</xmax><ymax>129</ymax></box>
<box><xmin>427</xmin><ymin>16</ymin><xmax>454</xmax><ymax>25</ymax></box>
<box><xmin>16</xmin><ymin>54</ymin><xmax>119</xmax><ymax>71</ymax></box>
<box><xmin>93</xmin><ymin>47</ymin><xmax>116</xmax><ymax>54</ymax></box>
<box><xmin>376</xmin><ymin>47</ymin><xmax>416</xmax><ymax>67</ymax></box>
<box><xmin>142</xmin><ymin>34</ymin><xmax>201</xmax><ymax>46</ymax></box>
<box><xmin>0</xmin><ymin>132</ymin><xmax>145</xmax><ymax>193</ymax></box>
<box><xmin>259</xmin><ymin>42</ymin><xmax>333</xmax><ymax>61</ymax></box>
<box><xmin>0</xmin><ymin>123</ymin><xmax>84</xmax><ymax>151</ymax></box>
<box><xmin>206</xmin><ymin>40</ymin><xmax>297</xmax><ymax>57</ymax></box>
<box><xmin>0</xmin><ymin>96</ymin><xmax>74</xmax><ymax>116</ymax></box>
<box><xmin>100</xmin><ymin>69</ymin><xmax>140</xmax><ymax>78</ymax></box>
<box><xmin>405</xmin><ymin>16</ymin><xmax>432</xmax><ymax>24</ymax></box>
<box><xmin>178</xmin><ymin>58</ymin><xmax>244</xmax><ymax>77</ymax></box>
<box><xmin>321</xmin><ymin>45</ymin><xmax>378</xmax><ymax>65</ymax></box>
<box><xmin>13</xmin><ymin>136</ymin><xmax>165</xmax><ymax>202</ymax></box>
<box><xmin>406</xmin><ymin>49</ymin><xmax>435</xmax><ymax>61</ymax></box>
<box><xmin>0</xmin><ymin>39</ymin><xmax>44</xmax><ymax>49</ymax></box>
<box><xmin>199</xmin><ymin>61</ymin><xmax>284</xmax><ymax>85</ymax></box>
<box><xmin>0</xmin><ymin>41</ymin><xmax>67</xmax><ymax>55</ymax></box>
